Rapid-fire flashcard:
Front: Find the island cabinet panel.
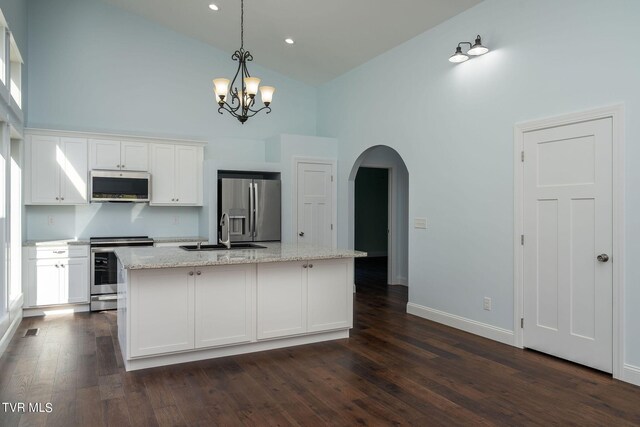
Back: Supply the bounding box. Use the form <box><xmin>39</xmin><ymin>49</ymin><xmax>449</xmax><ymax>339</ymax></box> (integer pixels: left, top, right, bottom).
<box><xmin>129</xmin><ymin>267</ymin><xmax>195</xmax><ymax>357</ymax></box>
<box><xmin>195</xmin><ymin>265</ymin><xmax>256</xmax><ymax>348</ymax></box>
<box><xmin>257</xmin><ymin>262</ymin><xmax>308</xmax><ymax>339</ymax></box>
<box><xmin>307</xmin><ymin>259</ymin><xmax>351</xmax><ymax>333</ymax></box>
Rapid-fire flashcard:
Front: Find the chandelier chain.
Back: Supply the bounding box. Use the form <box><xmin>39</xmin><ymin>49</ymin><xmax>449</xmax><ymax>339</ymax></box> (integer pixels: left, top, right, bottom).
<box><xmin>240</xmin><ymin>0</ymin><xmax>244</xmax><ymax>49</ymax></box>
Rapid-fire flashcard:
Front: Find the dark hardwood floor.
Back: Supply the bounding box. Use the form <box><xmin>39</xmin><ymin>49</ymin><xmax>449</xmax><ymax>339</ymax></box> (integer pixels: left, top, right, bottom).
<box><xmin>1</xmin><ymin>260</ymin><xmax>639</xmax><ymax>426</ymax></box>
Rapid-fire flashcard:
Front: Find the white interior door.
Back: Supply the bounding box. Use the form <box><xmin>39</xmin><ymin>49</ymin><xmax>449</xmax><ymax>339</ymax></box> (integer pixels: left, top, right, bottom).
<box><xmin>523</xmin><ymin>117</ymin><xmax>613</xmax><ymax>372</ymax></box>
<box><xmin>296</xmin><ymin>162</ymin><xmax>333</xmax><ymax>247</ymax></box>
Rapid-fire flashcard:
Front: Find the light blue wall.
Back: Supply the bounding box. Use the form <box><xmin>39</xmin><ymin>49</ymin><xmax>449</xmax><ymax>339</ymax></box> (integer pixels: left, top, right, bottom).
<box><xmin>317</xmin><ymin>0</ymin><xmax>640</xmax><ymax>367</ymax></box>
<box><xmin>25</xmin><ymin>0</ymin><xmax>318</xmax><ymax>241</ymax></box>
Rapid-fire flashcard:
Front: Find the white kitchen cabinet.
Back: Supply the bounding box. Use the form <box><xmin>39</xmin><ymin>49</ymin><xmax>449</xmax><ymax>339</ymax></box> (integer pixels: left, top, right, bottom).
<box><xmin>150</xmin><ymin>143</ymin><xmax>203</xmax><ymax>206</ymax></box>
<box><xmin>24</xmin><ymin>245</ymin><xmax>90</xmax><ymax>307</ymax></box>
<box><xmin>129</xmin><ymin>267</ymin><xmax>195</xmax><ymax>357</ymax></box>
<box><xmin>27</xmin><ymin>135</ymin><xmax>88</xmax><ymax>205</ymax></box>
<box><xmin>257</xmin><ymin>262</ymin><xmax>308</xmax><ymax>339</ymax></box>
<box><xmin>194</xmin><ymin>264</ymin><xmax>256</xmax><ymax>348</ymax></box>
<box><xmin>89</xmin><ymin>139</ymin><xmax>149</xmax><ymax>171</ymax></box>
<box><xmin>307</xmin><ymin>259</ymin><xmax>351</xmax><ymax>332</ymax></box>
<box><xmin>257</xmin><ymin>258</ymin><xmax>352</xmax><ymax>339</ymax></box>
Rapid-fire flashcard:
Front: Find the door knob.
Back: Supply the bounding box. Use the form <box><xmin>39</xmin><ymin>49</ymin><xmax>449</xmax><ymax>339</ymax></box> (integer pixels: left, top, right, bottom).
<box><xmin>188</xmin><ymin>271</ymin><xmax>194</xmax><ymax>276</ymax></box>
<box><xmin>299</xmin><ymin>232</ymin><xmax>304</xmax><ymax>237</ymax></box>
<box><xmin>597</xmin><ymin>254</ymin><xmax>610</xmax><ymax>262</ymax></box>
<box><xmin>196</xmin><ymin>271</ymin><xmax>201</xmax><ymax>276</ymax></box>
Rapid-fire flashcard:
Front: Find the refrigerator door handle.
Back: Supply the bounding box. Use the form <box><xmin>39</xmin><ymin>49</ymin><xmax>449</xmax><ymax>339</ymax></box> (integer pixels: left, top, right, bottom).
<box><xmin>253</xmin><ymin>182</ymin><xmax>259</xmax><ymax>238</ymax></box>
<box><xmin>249</xmin><ymin>183</ymin><xmax>254</xmax><ymax>239</ymax></box>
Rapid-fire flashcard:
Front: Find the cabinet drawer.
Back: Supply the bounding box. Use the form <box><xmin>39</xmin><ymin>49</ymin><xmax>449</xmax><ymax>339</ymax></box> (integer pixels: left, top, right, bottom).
<box><xmin>27</xmin><ymin>245</ymin><xmax>89</xmax><ymax>259</ymax></box>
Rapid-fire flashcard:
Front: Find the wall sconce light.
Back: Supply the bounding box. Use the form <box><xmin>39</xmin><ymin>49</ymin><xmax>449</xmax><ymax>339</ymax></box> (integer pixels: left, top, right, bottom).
<box><xmin>449</xmin><ymin>35</ymin><xmax>489</xmax><ymax>63</ymax></box>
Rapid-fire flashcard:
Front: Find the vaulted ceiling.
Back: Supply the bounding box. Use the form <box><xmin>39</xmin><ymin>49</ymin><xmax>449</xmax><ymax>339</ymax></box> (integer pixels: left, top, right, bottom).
<box><xmin>104</xmin><ymin>0</ymin><xmax>482</xmax><ymax>85</ymax></box>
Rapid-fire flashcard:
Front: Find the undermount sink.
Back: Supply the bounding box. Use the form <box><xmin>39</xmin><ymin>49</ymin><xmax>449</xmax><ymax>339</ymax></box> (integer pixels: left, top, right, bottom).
<box><xmin>179</xmin><ymin>243</ymin><xmax>267</xmax><ymax>251</ymax></box>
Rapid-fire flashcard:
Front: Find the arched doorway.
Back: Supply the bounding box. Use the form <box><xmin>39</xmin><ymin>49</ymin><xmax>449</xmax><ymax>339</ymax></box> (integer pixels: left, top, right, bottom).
<box><xmin>349</xmin><ymin>145</ymin><xmax>409</xmax><ymax>287</ymax></box>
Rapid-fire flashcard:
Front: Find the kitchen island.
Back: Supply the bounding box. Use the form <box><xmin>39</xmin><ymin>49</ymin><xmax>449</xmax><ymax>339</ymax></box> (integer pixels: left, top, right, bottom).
<box><xmin>114</xmin><ymin>243</ymin><xmax>366</xmax><ymax>371</ymax></box>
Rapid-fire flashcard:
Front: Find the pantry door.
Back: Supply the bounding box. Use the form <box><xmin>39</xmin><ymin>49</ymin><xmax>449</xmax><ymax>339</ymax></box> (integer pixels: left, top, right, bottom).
<box><xmin>522</xmin><ymin>117</ymin><xmax>613</xmax><ymax>373</ymax></box>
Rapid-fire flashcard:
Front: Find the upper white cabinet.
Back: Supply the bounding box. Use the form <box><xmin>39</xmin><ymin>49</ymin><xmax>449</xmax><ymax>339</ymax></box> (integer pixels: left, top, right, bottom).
<box><xmin>150</xmin><ymin>143</ymin><xmax>203</xmax><ymax>206</ymax></box>
<box><xmin>26</xmin><ymin>135</ymin><xmax>88</xmax><ymax>205</ymax></box>
<box><xmin>89</xmin><ymin>139</ymin><xmax>149</xmax><ymax>171</ymax></box>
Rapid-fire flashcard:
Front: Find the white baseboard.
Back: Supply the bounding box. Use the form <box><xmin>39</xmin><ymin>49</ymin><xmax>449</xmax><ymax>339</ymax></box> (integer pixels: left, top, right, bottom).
<box><xmin>406</xmin><ymin>302</ymin><xmax>515</xmax><ymax>346</ymax></box>
<box><xmin>23</xmin><ymin>303</ymin><xmax>90</xmax><ymax>317</ymax></box>
<box><xmin>391</xmin><ymin>276</ymin><xmax>408</xmax><ymax>286</ymax></box>
<box><xmin>622</xmin><ymin>363</ymin><xmax>640</xmax><ymax>387</ymax></box>
<box><xmin>0</xmin><ymin>311</ymin><xmax>23</xmax><ymax>357</ymax></box>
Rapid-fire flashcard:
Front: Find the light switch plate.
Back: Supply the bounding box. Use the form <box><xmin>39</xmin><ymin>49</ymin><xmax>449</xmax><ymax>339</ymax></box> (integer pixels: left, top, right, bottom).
<box><xmin>414</xmin><ymin>218</ymin><xmax>427</xmax><ymax>229</ymax></box>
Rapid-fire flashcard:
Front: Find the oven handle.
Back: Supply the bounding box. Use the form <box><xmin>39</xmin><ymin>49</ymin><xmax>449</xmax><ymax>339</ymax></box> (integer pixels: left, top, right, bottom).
<box><xmin>91</xmin><ymin>247</ymin><xmax>118</xmax><ymax>253</ymax></box>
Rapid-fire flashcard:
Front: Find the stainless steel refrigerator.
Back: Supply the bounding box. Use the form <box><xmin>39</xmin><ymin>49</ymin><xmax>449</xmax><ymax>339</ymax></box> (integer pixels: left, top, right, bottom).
<box><xmin>218</xmin><ymin>178</ymin><xmax>281</xmax><ymax>242</ymax></box>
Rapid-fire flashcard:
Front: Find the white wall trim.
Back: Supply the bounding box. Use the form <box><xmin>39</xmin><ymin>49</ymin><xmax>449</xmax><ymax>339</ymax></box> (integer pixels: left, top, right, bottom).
<box><xmin>25</xmin><ymin>128</ymin><xmax>207</xmax><ymax>146</ymax></box>
<box><xmin>513</xmin><ymin>104</ymin><xmax>625</xmax><ymax>381</ymax></box>
<box><xmin>23</xmin><ymin>303</ymin><xmax>90</xmax><ymax>318</ymax></box>
<box><xmin>393</xmin><ymin>276</ymin><xmax>408</xmax><ymax>286</ymax></box>
<box><xmin>622</xmin><ymin>364</ymin><xmax>640</xmax><ymax>387</ymax></box>
<box><xmin>407</xmin><ymin>302</ymin><xmax>515</xmax><ymax>346</ymax></box>
<box><xmin>0</xmin><ymin>310</ymin><xmax>22</xmax><ymax>357</ymax></box>
<box><xmin>292</xmin><ymin>156</ymin><xmax>338</xmax><ymax>249</ymax></box>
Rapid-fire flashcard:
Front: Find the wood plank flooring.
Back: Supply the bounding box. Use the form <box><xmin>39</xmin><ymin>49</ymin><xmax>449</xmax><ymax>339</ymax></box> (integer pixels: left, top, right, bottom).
<box><xmin>1</xmin><ymin>258</ymin><xmax>639</xmax><ymax>426</ymax></box>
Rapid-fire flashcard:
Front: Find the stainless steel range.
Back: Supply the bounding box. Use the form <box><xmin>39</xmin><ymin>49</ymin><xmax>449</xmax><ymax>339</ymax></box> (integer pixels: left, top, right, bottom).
<box><xmin>90</xmin><ymin>236</ymin><xmax>154</xmax><ymax>311</ymax></box>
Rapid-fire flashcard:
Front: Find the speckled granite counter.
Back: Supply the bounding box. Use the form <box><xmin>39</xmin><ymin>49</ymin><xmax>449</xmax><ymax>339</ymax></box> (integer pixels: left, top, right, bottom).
<box><xmin>24</xmin><ymin>236</ymin><xmax>208</xmax><ymax>246</ymax></box>
<box><xmin>23</xmin><ymin>239</ymin><xmax>90</xmax><ymax>246</ymax></box>
<box><xmin>114</xmin><ymin>242</ymin><xmax>366</xmax><ymax>270</ymax></box>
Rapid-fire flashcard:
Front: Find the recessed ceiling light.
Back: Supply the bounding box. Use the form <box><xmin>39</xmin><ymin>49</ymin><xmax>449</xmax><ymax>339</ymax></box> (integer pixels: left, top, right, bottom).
<box><xmin>208</xmin><ymin>3</ymin><xmax>219</xmax><ymax>11</ymax></box>
<box><xmin>285</xmin><ymin>38</ymin><xmax>294</xmax><ymax>45</ymax></box>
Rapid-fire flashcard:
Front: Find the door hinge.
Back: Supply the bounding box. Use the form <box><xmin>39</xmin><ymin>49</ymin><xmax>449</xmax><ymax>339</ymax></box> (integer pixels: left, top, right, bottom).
<box><xmin>521</xmin><ymin>151</ymin><xmax>524</xmax><ymax>162</ymax></box>
<box><xmin>521</xmin><ymin>235</ymin><xmax>524</xmax><ymax>245</ymax></box>
<box><xmin>521</xmin><ymin>318</ymin><xmax>524</xmax><ymax>328</ymax></box>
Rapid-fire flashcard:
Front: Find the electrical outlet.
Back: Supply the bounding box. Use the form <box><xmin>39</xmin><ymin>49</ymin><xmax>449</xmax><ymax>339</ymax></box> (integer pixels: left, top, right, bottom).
<box><xmin>47</xmin><ymin>216</ymin><xmax>54</xmax><ymax>226</ymax></box>
<box><xmin>173</xmin><ymin>215</ymin><xmax>180</xmax><ymax>225</ymax></box>
<box><xmin>483</xmin><ymin>297</ymin><xmax>492</xmax><ymax>311</ymax></box>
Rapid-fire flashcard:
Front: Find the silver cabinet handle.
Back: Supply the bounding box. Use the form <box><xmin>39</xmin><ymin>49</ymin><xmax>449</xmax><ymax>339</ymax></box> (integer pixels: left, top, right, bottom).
<box><xmin>55</xmin><ymin>197</ymin><xmax>59</xmax><ymax>200</ymax></box>
<box><xmin>117</xmin><ymin>164</ymin><xmax>121</xmax><ymax>168</ymax></box>
<box><xmin>53</xmin><ymin>250</ymin><xmax>66</xmax><ymax>254</ymax></box>
<box><xmin>597</xmin><ymin>254</ymin><xmax>610</xmax><ymax>262</ymax></box>
<box><xmin>61</xmin><ymin>197</ymin><xmax>64</xmax><ymax>201</ymax></box>
<box><xmin>171</xmin><ymin>198</ymin><xmax>175</xmax><ymax>201</ymax></box>
<box><xmin>303</xmin><ymin>264</ymin><xmax>308</xmax><ymax>268</ymax></box>
<box><xmin>55</xmin><ymin>264</ymin><xmax>59</xmax><ymax>268</ymax></box>
<box><xmin>61</xmin><ymin>264</ymin><xmax>65</xmax><ymax>268</ymax></box>
<box><xmin>121</xmin><ymin>165</ymin><xmax>125</xmax><ymax>168</ymax></box>
<box><xmin>176</xmin><ymin>198</ymin><xmax>179</xmax><ymax>202</ymax></box>
<box><xmin>309</xmin><ymin>264</ymin><xmax>313</xmax><ymax>268</ymax></box>
<box><xmin>299</xmin><ymin>232</ymin><xmax>304</xmax><ymax>237</ymax></box>
<box><xmin>188</xmin><ymin>271</ymin><xmax>194</xmax><ymax>276</ymax></box>
<box><xmin>196</xmin><ymin>271</ymin><xmax>201</xmax><ymax>276</ymax></box>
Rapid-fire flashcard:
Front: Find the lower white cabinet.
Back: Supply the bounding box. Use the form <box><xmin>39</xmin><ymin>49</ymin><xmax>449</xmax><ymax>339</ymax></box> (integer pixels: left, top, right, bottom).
<box><xmin>129</xmin><ymin>267</ymin><xmax>195</xmax><ymax>357</ymax></box>
<box><xmin>123</xmin><ymin>258</ymin><xmax>353</xmax><ymax>360</ymax></box>
<box><xmin>257</xmin><ymin>262</ymin><xmax>307</xmax><ymax>339</ymax></box>
<box><xmin>257</xmin><ymin>258</ymin><xmax>351</xmax><ymax>339</ymax></box>
<box><xmin>25</xmin><ymin>246</ymin><xmax>90</xmax><ymax>307</ymax></box>
<box><xmin>195</xmin><ymin>264</ymin><xmax>256</xmax><ymax>348</ymax></box>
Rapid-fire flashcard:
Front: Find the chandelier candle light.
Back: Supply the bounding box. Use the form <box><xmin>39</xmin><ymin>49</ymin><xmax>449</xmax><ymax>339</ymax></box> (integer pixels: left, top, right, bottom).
<box><xmin>213</xmin><ymin>0</ymin><xmax>275</xmax><ymax>124</ymax></box>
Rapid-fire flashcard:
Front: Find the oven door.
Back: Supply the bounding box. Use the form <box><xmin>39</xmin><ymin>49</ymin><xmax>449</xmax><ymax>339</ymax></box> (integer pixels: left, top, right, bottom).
<box><xmin>91</xmin><ymin>248</ymin><xmax>119</xmax><ymax>295</ymax></box>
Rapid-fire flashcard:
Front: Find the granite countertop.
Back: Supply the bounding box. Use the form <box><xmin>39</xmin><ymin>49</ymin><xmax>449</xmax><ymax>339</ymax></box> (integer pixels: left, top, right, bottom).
<box><xmin>114</xmin><ymin>242</ymin><xmax>367</xmax><ymax>270</ymax></box>
<box><xmin>24</xmin><ymin>236</ymin><xmax>208</xmax><ymax>247</ymax></box>
<box><xmin>23</xmin><ymin>239</ymin><xmax>90</xmax><ymax>246</ymax></box>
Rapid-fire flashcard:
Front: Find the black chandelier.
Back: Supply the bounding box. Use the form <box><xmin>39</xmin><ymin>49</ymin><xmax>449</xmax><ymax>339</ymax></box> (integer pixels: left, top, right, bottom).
<box><xmin>213</xmin><ymin>0</ymin><xmax>274</xmax><ymax>124</ymax></box>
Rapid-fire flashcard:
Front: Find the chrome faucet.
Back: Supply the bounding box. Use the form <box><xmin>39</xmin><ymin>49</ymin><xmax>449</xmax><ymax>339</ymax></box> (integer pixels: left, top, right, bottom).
<box><xmin>219</xmin><ymin>212</ymin><xmax>231</xmax><ymax>249</ymax></box>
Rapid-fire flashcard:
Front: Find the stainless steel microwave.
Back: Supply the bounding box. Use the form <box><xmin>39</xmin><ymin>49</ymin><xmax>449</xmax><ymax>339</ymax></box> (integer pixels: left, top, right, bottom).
<box><xmin>90</xmin><ymin>170</ymin><xmax>151</xmax><ymax>202</ymax></box>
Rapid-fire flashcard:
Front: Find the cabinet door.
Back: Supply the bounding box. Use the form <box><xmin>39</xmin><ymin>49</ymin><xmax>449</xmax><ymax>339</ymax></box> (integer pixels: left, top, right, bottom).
<box><xmin>195</xmin><ymin>264</ymin><xmax>255</xmax><ymax>348</ymax></box>
<box><xmin>129</xmin><ymin>268</ymin><xmax>195</xmax><ymax>357</ymax></box>
<box><xmin>149</xmin><ymin>144</ymin><xmax>175</xmax><ymax>204</ymax></box>
<box><xmin>88</xmin><ymin>139</ymin><xmax>121</xmax><ymax>170</ymax></box>
<box><xmin>121</xmin><ymin>141</ymin><xmax>149</xmax><ymax>171</ymax></box>
<box><xmin>28</xmin><ymin>259</ymin><xmax>62</xmax><ymax>306</ymax></box>
<box><xmin>174</xmin><ymin>145</ymin><xmax>201</xmax><ymax>205</ymax></box>
<box><xmin>257</xmin><ymin>262</ymin><xmax>307</xmax><ymax>339</ymax></box>
<box><xmin>307</xmin><ymin>259</ymin><xmax>351</xmax><ymax>332</ymax></box>
<box><xmin>29</xmin><ymin>135</ymin><xmax>61</xmax><ymax>204</ymax></box>
<box><xmin>62</xmin><ymin>258</ymin><xmax>89</xmax><ymax>304</ymax></box>
<box><xmin>60</xmin><ymin>137</ymin><xmax>88</xmax><ymax>204</ymax></box>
